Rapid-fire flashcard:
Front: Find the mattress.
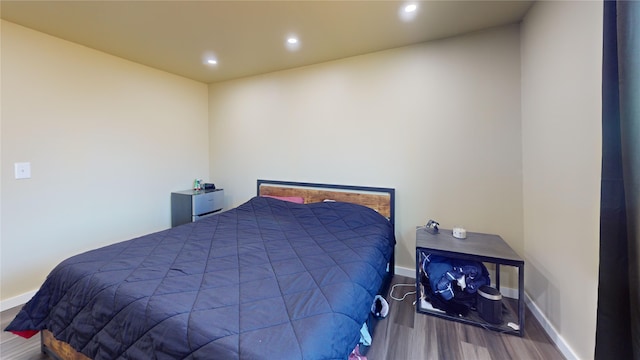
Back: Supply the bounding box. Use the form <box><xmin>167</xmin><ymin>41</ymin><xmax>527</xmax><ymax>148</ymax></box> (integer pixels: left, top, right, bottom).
<box><xmin>6</xmin><ymin>196</ymin><xmax>395</xmax><ymax>359</ymax></box>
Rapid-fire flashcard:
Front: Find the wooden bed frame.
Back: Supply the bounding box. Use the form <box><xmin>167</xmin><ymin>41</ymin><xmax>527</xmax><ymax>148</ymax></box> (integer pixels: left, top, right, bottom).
<box><xmin>257</xmin><ymin>179</ymin><xmax>394</xmax><ymax>223</ymax></box>
<box><xmin>41</xmin><ymin>179</ymin><xmax>396</xmax><ymax>360</ymax></box>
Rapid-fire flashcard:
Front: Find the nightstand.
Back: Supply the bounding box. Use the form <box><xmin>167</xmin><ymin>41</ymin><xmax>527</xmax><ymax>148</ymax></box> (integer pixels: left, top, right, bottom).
<box><xmin>171</xmin><ymin>188</ymin><xmax>224</xmax><ymax>227</ymax></box>
<box><xmin>415</xmin><ymin>227</ymin><xmax>525</xmax><ymax>336</ymax></box>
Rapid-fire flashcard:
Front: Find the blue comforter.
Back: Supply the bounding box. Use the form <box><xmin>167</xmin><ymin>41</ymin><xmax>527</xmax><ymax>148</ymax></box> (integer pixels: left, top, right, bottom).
<box><xmin>6</xmin><ymin>197</ymin><xmax>395</xmax><ymax>360</ymax></box>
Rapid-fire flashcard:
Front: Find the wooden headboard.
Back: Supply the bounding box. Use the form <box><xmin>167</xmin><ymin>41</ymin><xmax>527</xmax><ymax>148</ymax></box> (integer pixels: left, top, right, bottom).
<box><xmin>256</xmin><ymin>179</ymin><xmax>395</xmax><ymax>226</ymax></box>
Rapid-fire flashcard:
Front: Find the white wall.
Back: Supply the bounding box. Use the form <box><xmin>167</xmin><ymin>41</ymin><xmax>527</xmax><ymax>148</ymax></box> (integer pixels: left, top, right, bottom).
<box><xmin>208</xmin><ymin>25</ymin><xmax>524</xmax><ymax>282</ymax></box>
<box><xmin>0</xmin><ymin>20</ymin><xmax>209</xmax><ymax>301</ymax></box>
<box><xmin>521</xmin><ymin>1</ymin><xmax>602</xmax><ymax>359</ymax></box>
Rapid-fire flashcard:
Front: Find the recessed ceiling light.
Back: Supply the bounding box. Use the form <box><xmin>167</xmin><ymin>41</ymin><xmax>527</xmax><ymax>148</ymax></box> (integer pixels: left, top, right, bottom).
<box><xmin>404</xmin><ymin>4</ymin><xmax>417</xmax><ymax>13</ymax></box>
<box><xmin>285</xmin><ymin>35</ymin><xmax>300</xmax><ymax>51</ymax></box>
<box><xmin>202</xmin><ymin>51</ymin><xmax>218</xmax><ymax>66</ymax></box>
<box><xmin>399</xmin><ymin>3</ymin><xmax>418</xmax><ymax>21</ymax></box>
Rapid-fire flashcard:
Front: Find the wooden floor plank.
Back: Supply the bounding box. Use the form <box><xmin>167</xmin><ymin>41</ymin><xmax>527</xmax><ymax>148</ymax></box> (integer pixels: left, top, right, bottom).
<box><xmin>460</xmin><ymin>341</ymin><xmax>491</xmax><ymax>360</ymax></box>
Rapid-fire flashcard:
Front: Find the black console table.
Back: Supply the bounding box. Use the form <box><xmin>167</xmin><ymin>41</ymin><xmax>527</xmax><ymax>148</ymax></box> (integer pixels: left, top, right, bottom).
<box><xmin>415</xmin><ymin>227</ymin><xmax>525</xmax><ymax>336</ymax></box>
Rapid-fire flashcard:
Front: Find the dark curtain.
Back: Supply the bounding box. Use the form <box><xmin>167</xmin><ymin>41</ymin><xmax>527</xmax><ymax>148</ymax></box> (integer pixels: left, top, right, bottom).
<box><xmin>595</xmin><ymin>1</ymin><xmax>640</xmax><ymax>359</ymax></box>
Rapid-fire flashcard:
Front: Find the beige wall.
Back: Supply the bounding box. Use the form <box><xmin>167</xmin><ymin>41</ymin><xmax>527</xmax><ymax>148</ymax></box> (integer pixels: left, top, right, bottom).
<box><xmin>521</xmin><ymin>1</ymin><xmax>602</xmax><ymax>359</ymax></box>
<box><xmin>208</xmin><ymin>25</ymin><xmax>524</xmax><ymax>283</ymax></box>
<box><xmin>0</xmin><ymin>21</ymin><xmax>209</xmax><ymax>300</ymax></box>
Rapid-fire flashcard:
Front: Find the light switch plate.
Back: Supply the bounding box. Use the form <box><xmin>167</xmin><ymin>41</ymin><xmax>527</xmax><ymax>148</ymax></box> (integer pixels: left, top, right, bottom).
<box><xmin>14</xmin><ymin>162</ymin><xmax>31</xmax><ymax>179</ymax></box>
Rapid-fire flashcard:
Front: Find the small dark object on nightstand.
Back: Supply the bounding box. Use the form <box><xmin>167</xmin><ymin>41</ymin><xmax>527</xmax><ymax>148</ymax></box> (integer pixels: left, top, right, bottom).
<box><xmin>425</xmin><ymin>220</ymin><xmax>439</xmax><ymax>234</ymax></box>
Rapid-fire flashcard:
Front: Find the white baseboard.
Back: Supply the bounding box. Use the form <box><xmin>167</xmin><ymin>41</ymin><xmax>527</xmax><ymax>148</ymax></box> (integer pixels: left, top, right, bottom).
<box><xmin>394</xmin><ymin>265</ymin><xmax>578</xmax><ymax>360</ymax></box>
<box><xmin>394</xmin><ymin>265</ymin><xmax>416</xmax><ymax>278</ymax></box>
<box><xmin>1</xmin><ymin>290</ymin><xmax>37</xmax><ymax>312</ymax></box>
<box><xmin>524</xmin><ymin>294</ymin><xmax>580</xmax><ymax>360</ymax></box>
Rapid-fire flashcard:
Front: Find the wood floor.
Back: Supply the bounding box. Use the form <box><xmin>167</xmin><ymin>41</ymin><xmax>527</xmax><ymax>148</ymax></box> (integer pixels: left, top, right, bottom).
<box><xmin>0</xmin><ymin>275</ymin><xmax>565</xmax><ymax>360</ymax></box>
<box><xmin>365</xmin><ymin>275</ymin><xmax>565</xmax><ymax>360</ymax></box>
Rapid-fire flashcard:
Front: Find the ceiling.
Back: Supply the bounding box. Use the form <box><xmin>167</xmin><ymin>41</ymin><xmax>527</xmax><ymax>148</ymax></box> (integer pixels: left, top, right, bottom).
<box><xmin>0</xmin><ymin>1</ymin><xmax>534</xmax><ymax>84</ymax></box>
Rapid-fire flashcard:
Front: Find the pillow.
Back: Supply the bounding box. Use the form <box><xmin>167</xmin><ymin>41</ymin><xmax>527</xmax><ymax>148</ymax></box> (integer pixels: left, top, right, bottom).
<box><xmin>261</xmin><ymin>195</ymin><xmax>305</xmax><ymax>204</ymax></box>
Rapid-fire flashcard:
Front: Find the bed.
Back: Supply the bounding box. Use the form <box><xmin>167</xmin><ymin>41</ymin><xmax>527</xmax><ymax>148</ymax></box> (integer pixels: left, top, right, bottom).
<box><xmin>6</xmin><ymin>180</ymin><xmax>396</xmax><ymax>360</ymax></box>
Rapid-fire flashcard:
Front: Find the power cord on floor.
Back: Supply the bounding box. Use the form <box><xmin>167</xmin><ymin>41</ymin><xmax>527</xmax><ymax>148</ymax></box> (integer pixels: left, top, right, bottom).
<box><xmin>389</xmin><ymin>283</ymin><xmax>417</xmax><ymax>305</ymax></box>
